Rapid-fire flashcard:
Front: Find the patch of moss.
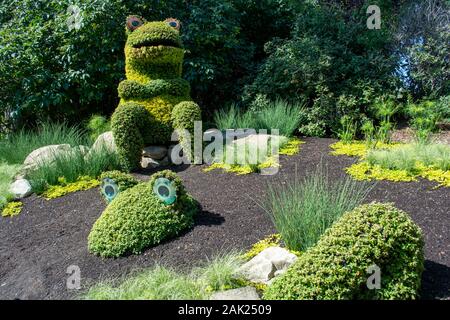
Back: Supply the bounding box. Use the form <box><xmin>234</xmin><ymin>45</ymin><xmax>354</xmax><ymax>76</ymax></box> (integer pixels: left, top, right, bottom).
<box><xmin>42</xmin><ymin>176</ymin><xmax>100</xmax><ymax>200</ymax></box>
<box><xmin>330</xmin><ymin>141</ymin><xmax>397</xmax><ymax>158</ymax></box>
<box><xmin>416</xmin><ymin>164</ymin><xmax>450</xmax><ymax>188</ymax></box>
<box><xmin>242</xmin><ymin>234</ymin><xmax>282</xmax><ymax>260</ymax></box>
<box><xmin>331</xmin><ymin>141</ymin><xmax>450</xmax><ymax>188</ymax></box>
<box><xmin>2</xmin><ymin>201</ymin><xmax>23</xmax><ymax>217</ymax></box>
<box><xmin>346</xmin><ymin>162</ymin><xmax>417</xmax><ymax>182</ymax></box>
<box><xmin>279</xmin><ymin>138</ymin><xmax>304</xmax><ymax>156</ymax></box>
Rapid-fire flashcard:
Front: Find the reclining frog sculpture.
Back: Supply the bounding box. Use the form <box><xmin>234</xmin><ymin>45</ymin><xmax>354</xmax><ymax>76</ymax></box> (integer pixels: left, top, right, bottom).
<box><xmin>88</xmin><ymin>170</ymin><xmax>198</xmax><ymax>258</ymax></box>
<box><xmin>112</xmin><ymin>16</ymin><xmax>201</xmax><ymax>171</ymax></box>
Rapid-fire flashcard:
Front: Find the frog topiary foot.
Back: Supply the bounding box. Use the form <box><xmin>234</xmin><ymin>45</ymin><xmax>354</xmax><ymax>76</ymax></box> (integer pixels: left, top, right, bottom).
<box><xmin>111</xmin><ymin>102</ymin><xmax>153</xmax><ymax>172</ymax></box>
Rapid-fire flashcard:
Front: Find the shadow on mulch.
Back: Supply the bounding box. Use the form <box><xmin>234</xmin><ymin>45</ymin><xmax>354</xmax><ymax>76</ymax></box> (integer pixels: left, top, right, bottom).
<box><xmin>421</xmin><ymin>260</ymin><xmax>450</xmax><ymax>300</ymax></box>
<box><xmin>0</xmin><ymin>137</ymin><xmax>448</xmax><ymax>300</ymax></box>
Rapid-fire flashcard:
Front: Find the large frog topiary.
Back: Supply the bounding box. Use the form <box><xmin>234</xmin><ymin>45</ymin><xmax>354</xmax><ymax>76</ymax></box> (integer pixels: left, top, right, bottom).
<box><xmin>112</xmin><ymin>16</ymin><xmax>201</xmax><ymax>171</ymax></box>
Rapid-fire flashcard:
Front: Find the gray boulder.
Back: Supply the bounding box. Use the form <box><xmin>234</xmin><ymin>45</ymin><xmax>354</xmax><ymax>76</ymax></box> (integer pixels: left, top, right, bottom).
<box><xmin>142</xmin><ymin>146</ymin><xmax>168</xmax><ymax>160</ymax></box>
<box><xmin>238</xmin><ymin>247</ymin><xmax>298</xmax><ymax>284</ymax></box>
<box><xmin>24</xmin><ymin>144</ymin><xmax>71</xmax><ymax>169</ymax></box>
<box><xmin>92</xmin><ymin>132</ymin><xmax>116</xmax><ymax>153</ymax></box>
<box><xmin>140</xmin><ymin>156</ymin><xmax>169</xmax><ymax>169</ymax></box>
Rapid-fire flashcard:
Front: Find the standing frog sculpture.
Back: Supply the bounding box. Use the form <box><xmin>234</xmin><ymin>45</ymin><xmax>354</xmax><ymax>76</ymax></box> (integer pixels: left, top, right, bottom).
<box><xmin>112</xmin><ymin>16</ymin><xmax>201</xmax><ymax>171</ymax></box>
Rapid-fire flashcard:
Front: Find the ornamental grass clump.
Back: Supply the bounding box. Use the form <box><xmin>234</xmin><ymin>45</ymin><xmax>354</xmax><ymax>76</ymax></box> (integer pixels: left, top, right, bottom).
<box><xmin>83</xmin><ymin>252</ymin><xmax>244</xmax><ymax>300</ymax></box>
<box><xmin>27</xmin><ymin>145</ymin><xmax>121</xmax><ymax>194</ymax></box>
<box><xmin>214</xmin><ymin>99</ymin><xmax>304</xmax><ymax>137</ymax></box>
<box><xmin>261</xmin><ymin>164</ymin><xmax>372</xmax><ymax>251</ymax></box>
<box><xmin>367</xmin><ymin>143</ymin><xmax>450</xmax><ymax>173</ymax></box>
<box><xmin>0</xmin><ymin>122</ymin><xmax>86</xmax><ymax>165</ymax></box>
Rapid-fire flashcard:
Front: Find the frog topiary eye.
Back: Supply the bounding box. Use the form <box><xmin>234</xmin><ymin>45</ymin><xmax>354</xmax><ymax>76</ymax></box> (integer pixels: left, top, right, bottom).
<box><xmin>165</xmin><ymin>18</ymin><xmax>181</xmax><ymax>30</ymax></box>
<box><xmin>101</xmin><ymin>178</ymin><xmax>120</xmax><ymax>203</ymax></box>
<box><xmin>126</xmin><ymin>16</ymin><xmax>144</xmax><ymax>32</ymax></box>
<box><xmin>153</xmin><ymin>178</ymin><xmax>177</xmax><ymax>205</ymax></box>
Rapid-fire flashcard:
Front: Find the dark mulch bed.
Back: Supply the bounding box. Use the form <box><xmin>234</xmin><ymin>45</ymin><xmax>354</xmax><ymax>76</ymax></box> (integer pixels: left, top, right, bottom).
<box><xmin>0</xmin><ymin>138</ymin><xmax>448</xmax><ymax>300</ymax></box>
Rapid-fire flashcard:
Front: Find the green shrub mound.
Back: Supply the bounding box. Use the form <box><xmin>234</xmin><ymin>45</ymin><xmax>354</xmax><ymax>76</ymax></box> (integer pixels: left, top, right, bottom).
<box><xmin>264</xmin><ymin>202</ymin><xmax>424</xmax><ymax>300</ymax></box>
<box><xmin>88</xmin><ymin>170</ymin><xmax>198</xmax><ymax>258</ymax></box>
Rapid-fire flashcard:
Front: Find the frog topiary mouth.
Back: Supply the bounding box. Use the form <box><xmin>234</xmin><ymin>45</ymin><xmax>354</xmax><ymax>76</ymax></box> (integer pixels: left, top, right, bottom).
<box><xmin>132</xmin><ymin>38</ymin><xmax>181</xmax><ymax>49</ymax></box>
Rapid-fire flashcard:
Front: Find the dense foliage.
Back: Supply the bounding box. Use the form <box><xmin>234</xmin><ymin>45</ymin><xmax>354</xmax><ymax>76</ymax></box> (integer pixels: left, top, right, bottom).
<box><xmin>172</xmin><ymin>101</ymin><xmax>202</xmax><ymax>135</ymax></box>
<box><xmin>245</xmin><ymin>0</ymin><xmax>404</xmax><ymax>136</ymax></box>
<box><xmin>264</xmin><ymin>202</ymin><xmax>424</xmax><ymax>300</ymax></box>
<box><xmin>88</xmin><ymin>170</ymin><xmax>198</xmax><ymax>258</ymax></box>
<box><xmin>1</xmin><ymin>0</ymin><xmax>448</xmax><ymax>136</ymax></box>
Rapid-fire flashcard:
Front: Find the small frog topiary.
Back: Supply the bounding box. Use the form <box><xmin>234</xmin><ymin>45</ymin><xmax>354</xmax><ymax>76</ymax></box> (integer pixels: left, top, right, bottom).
<box><xmin>88</xmin><ymin>170</ymin><xmax>198</xmax><ymax>258</ymax></box>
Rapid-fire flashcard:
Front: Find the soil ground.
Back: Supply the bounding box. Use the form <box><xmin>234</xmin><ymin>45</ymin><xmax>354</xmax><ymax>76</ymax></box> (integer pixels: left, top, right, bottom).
<box><xmin>0</xmin><ymin>138</ymin><xmax>448</xmax><ymax>300</ymax></box>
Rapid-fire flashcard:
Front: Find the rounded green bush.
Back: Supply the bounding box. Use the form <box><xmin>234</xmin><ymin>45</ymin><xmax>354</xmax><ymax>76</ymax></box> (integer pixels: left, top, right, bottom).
<box><xmin>88</xmin><ymin>170</ymin><xmax>198</xmax><ymax>258</ymax></box>
<box><xmin>264</xmin><ymin>202</ymin><xmax>424</xmax><ymax>300</ymax></box>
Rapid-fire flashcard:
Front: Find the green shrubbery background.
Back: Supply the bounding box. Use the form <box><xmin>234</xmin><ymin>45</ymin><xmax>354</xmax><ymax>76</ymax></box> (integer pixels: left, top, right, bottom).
<box><xmin>0</xmin><ymin>0</ymin><xmax>448</xmax><ymax>135</ymax></box>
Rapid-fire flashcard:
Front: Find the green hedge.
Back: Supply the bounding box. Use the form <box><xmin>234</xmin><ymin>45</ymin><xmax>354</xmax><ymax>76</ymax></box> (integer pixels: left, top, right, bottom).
<box><xmin>88</xmin><ymin>170</ymin><xmax>198</xmax><ymax>258</ymax></box>
<box><xmin>264</xmin><ymin>202</ymin><xmax>424</xmax><ymax>300</ymax></box>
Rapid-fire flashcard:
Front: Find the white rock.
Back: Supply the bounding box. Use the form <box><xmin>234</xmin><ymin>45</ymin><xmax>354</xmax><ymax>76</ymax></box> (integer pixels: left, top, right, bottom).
<box><xmin>238</xmin><ymin>247</ymin><xmax>297</xmax><ymax>284</ymax></box>
<box><xmin>210</xmin><ymin>287</ymin><xmax>260</xmax><ymax>301</ymax></box>
<box><xmin>10</xmin><ymin>179</ymin><xmax>32</xmax><ymax>199</ymax></box>
<box><xmin>239</xmin><ymin>255</ymin><xmax>276</xmax><ymax>284</ymax></box>
<box><xmin>92</xmin><ymin>132</ymin><xmax>116</xmax><ymax>153</ymax></box>
<box><xmin>231</xmin><ymin>134</ymin><xmax>288</xmax><ymax>148</ymax></box>
<box><xmin>260</xmin><ymin>246</ymin><xmax>298</xmax><ymax>271</ymax></box>
<box><xmin>24</xmin><ymin>144</ymin><xmax>71</xmax><ymax>168</ymax></box>
<box><xmin>142</xmin><ymin>146</ymin><xmax>167</xmax><ymax>160</ymax></box>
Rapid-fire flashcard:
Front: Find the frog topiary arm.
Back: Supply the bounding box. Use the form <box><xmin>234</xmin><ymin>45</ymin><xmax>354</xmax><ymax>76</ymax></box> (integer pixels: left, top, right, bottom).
<box><xmin>118</xmin><ymin>79</ymin><xmax>191</xmax><ymax>101</ymax></box>
<box><xmin>171</xmin><ymin>101</ymin><xmax>201</xmax><ymax>160</ymax></box>
<box><xmin>171</xmin><ymin>101</ymin><xmax>201</xmax><ymax>135</ymax></box>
